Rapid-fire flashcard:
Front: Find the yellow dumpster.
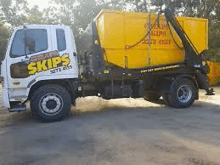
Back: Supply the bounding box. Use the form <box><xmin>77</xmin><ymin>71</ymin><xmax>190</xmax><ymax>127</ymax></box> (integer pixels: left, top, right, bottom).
<box><xmin>207</xmin><ymin>61</ymin><xmax>220</xmax><ymax>85</ymax></box>
<box><xmin>95</xmin><ymin>10</ymin><xmax>208</xmax><ymax>68</ymax></box>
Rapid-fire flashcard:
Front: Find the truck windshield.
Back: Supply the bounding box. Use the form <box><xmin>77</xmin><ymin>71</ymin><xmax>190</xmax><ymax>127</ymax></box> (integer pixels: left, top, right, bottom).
<box><xmin>10</xmin><ymin>29</ymin><xmax>48</xmax><ymax>58</ymax></box>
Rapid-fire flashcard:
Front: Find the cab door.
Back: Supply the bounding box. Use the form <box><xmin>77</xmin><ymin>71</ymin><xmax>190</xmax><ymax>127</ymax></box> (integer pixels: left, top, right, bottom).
<box><xmin>6</xmin><ymin>26</ymin><xmax>52</xmax><ymax>97</ymax></box>
<box><xmin>50</xmin><ymin>26</ymin><xmax>78</xmax><ymax>77</ymax></box>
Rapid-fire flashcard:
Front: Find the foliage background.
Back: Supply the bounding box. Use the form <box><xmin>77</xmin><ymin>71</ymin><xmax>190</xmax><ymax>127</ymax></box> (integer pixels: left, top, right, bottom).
<box><xmin>0</xmin><ymin>0</ymin><xmax>219</xmax><ymax>61</ymax></box>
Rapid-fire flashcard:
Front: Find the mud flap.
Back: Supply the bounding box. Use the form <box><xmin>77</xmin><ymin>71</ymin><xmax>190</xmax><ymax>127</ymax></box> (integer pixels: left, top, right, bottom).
<box><xmin>195</xmin><ymin>70</ymin><xmax>214</xmax><ymax>95</ymax></box>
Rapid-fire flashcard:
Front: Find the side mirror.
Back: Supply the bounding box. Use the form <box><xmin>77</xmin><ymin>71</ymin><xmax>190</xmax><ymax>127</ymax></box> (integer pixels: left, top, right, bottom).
<box><xmin>25</xmin><ymin>37</ymin><xmax>35</xmax><ymax>54</ymax></box>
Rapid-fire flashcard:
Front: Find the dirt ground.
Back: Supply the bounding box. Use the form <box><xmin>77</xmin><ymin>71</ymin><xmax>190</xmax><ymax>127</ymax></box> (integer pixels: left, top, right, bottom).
<box><xmin>1</xmin><ymin>86</ymin><xmax>220</xmax><ymax>165</ymax></box>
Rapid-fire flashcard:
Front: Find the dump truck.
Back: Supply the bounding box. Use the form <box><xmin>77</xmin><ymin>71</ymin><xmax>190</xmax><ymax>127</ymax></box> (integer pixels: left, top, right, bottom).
<box><xmin>0</xmin><ymin>8</ymin><xmax>214</xmax><ymax>121</ymax></box>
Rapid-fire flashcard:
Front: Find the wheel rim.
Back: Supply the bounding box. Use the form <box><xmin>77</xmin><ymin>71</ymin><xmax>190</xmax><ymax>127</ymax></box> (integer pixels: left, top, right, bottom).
<box><xmin>177</xmin><ymin>85</ymin><xmax>192</xmax><ymax>103</ymax></box>
<box><xmin>39</xmin><ymin>93</ymin><xmax>63</xmax><ymax>116</ymax></box>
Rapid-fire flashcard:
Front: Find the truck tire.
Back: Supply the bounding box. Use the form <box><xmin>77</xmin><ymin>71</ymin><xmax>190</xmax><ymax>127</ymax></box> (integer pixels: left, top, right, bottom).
<box><xmin>167</xmin><ymin>78</ymin><xmax>197</xmax><ymax>108</ymax></box>
<box><xmin>30</xmin><ymin>84</ymin><xmax>71</xmax><ymax>121</ymax></box>
<box><xmin>144</xmin><ymin>92</ymin><xmax>161</xmax><ymax>101</ymax></box>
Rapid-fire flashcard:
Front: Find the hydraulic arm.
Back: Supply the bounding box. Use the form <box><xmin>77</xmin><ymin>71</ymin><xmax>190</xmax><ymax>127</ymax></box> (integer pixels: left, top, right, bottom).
<box><xmin>164</xmin><ymin>8</ymin><xmax>214</xmax><ymax>95</ymax></box>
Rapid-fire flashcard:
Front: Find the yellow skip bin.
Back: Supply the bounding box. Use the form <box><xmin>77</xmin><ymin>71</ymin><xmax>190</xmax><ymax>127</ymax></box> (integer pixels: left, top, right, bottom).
<box><xmin>207</xmin><ymin>61</ymin><xmax>220</xmax><ymax>86</ymax></box>
<box><xmin>95</xmin><ymin>10</ymin><xmax>208</xmax><ymax>68</ymax></box>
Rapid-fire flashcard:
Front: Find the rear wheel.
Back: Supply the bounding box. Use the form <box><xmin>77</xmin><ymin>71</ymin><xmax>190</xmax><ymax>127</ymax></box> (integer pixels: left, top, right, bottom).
<box><xmin>30</xmin><ymin>84</ymin><xmax>71</xmax><ymax>121</ymax></box>
<box><xmin>166</xmin><ymin>78</ymin><xmax>197</xmax><ymax>108</ymax></box>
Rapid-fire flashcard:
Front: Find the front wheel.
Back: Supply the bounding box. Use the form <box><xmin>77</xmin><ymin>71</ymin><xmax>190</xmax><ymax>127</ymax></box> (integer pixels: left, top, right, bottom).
<box><xmin>167</xmin><ymin>78</ymin><xmax>197</xmax><ymax>108</ymax></box>
<box><xmin>30</xmin><ymin>84</ymin><xmax>71</xmax><ymax>121</ymax></box>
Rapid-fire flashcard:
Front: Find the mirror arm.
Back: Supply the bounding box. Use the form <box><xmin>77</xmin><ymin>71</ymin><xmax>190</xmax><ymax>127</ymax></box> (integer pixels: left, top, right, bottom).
<box><xmin>23</xmin><ymin>25</ymin><xmax>28</xmax><ymax>58</ymax></box>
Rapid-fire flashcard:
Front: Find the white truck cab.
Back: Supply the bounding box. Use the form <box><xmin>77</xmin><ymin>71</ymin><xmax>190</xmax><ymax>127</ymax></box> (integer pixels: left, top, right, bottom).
<box><xmin>1</xmin><ymin>25</ymin><xmax>79</xmax><ymax>121</ymax></box>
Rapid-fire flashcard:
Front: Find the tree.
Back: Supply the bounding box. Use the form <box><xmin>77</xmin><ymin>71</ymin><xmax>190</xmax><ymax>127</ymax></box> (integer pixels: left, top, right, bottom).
<box><xmin>151</xmin><ymin>0</ymin><xmax>220</xmax><ymax>59</ymax></box>
<box><xmin>0</xmin><ymin>0</ymin><xmax>29</xmax><ymax>27</ymax></box>
<box><xmin>0</xmin><ymin>0</ymin><xmax>50</xmax><ymax>26</ymax></box>
<box><xmin>0</xmin><ymin>22</ymin><xmax>10</xmax><ymax>60</ymax></box>
<box><xmin>208</xmin><ymin>1</ymin><xmax>220</xmax><ymax>59</ymax></box>
<box><xmin>26</xmin><ymin>6</ymin><xmax>46</xmax><ymax>24</ymax></box>
<box><xmin>43</xmin><ymin>6</ymin><xmax>60</xmax><ymax>25</ymax></box>
<box><xmin>48</xmin><ymin>0</ymin><xmax>127</xmax><ymax>36</ymax></box>
<box><xmin>125</xmin><ymin>0</ymin><xmax>149</xmax><ymax>12</ymax></box>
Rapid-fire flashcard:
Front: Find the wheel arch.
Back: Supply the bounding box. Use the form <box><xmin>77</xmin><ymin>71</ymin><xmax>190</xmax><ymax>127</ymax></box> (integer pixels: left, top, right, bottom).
<box><xmin>159</xmin><ymin>74</ymin><xmax>199</xmax><ymax>99</ymax></box>
<box><xmin>173</xmin><ymin>74</ymin><xmax>199</xmax><ymax>88</ymax></box>
<box><xmin>28</xmin><ymin>79</ymin><xmax>78</xmax><ymax>105</ymax></box>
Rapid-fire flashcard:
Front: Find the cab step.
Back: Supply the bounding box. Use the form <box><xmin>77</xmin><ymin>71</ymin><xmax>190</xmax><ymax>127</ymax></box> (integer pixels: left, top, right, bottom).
<box><xmin>9</xmin><ymin>106</ymin><xmax>27</xmax><ymax>112</ymax></box>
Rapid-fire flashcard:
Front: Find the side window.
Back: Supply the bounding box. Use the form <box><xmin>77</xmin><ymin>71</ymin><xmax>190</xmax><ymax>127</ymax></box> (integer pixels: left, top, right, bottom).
<box><xmin>56</xmin><ymin>29</ymin><xmax>66</xmax><ymax>51</ymax></box>
<box><xmin>10</xmin><ymin>30</ymin><xmax>25</xmax><ymax>57</ymax></box>
<box><xmin>10</xmin><ymin>29</ymin><xmax>48</xmax><ymax>58</ymax></box>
